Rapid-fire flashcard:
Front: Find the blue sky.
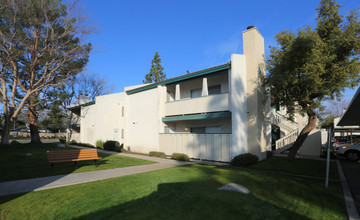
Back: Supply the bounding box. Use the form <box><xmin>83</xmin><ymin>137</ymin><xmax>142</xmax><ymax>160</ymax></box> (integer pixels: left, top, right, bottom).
<box><xmin>82</xmin><ymin>0</ymin><xmax>359</xmax><ymax>101</ymax></box>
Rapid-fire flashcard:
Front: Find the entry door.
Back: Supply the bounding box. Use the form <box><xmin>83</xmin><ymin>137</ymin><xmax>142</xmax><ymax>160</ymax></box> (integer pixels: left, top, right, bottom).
<box><xmin>113</xmin><ymin>129</ymin><xmax>119</xmax><ymax>141</ymax></box>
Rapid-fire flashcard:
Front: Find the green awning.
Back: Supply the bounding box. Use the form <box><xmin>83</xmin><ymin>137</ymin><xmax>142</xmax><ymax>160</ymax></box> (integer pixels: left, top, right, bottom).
<box><xmin>162</xmin><ymin>112</ymin><xmax>231</xmax><ymax>122</ymax></box>
<box><xmin>68</xmin><ymin>101</ymin><xmax>95</xmax><ymax>111</ymax></box>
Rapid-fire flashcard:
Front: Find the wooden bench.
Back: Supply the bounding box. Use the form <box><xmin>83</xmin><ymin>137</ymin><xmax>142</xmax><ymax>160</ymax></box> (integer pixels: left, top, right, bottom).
<box><xmin>47</xmin><ymin>149</ymin><xmax>102</xmax><ymax>169</ymax></box>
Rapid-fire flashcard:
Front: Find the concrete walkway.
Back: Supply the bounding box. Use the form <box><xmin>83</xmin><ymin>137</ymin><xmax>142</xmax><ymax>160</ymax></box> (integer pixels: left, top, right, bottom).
<box><xmin>0</xmin><ymin>149</ymin><xmax>190</xmax><ymax>196</ymax></box>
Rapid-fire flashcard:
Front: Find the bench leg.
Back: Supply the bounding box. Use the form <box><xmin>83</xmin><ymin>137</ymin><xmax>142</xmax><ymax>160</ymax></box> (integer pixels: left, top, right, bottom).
<box><xmin>94</xmin><ymin>160</ymin><xmax>97</xmax><ymax>167</ymax></box>
<box><xmin>74</xmin><ymin>161</ymin><xmax>78</xmax><ymax>170</ymax></box>
<box><xmin>51</xmin><ymin>163</ymin><xmax>54</xmax><ymax>169</ymax></box>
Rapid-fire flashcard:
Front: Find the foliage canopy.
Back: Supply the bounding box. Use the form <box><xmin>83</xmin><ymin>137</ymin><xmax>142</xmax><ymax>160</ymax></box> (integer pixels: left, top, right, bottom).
<box><xmin>266</xmin><ymin>0</ymin><xmax>360</xmax><ymax>118</ymax></box>
<box><xmin>143</xmin><ymin>52</ymin><xmax>166</xmax><ymax>84</ymax></box>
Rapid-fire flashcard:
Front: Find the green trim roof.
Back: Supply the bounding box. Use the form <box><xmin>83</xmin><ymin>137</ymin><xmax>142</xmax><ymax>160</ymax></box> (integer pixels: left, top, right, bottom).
<box><xmin>126</xmin><ymin>63</ymin><xmax>231</xmax><ymax>95</ymax></box>
<box><xmin>162</xmin><ymin>112</ymin><xmax>231</xmax><ymax>122</ymax></box>
<box><xmin>68</xmin><ymin>101</ymin><xmax>95</xmax><ymax>111</ymax></box>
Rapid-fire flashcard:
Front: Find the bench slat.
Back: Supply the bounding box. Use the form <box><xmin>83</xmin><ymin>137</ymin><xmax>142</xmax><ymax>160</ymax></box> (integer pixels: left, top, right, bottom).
<box><xmin>47</xmin><ymin>149</ymin><xmax>102</xmax><ymax>163</ymax></box>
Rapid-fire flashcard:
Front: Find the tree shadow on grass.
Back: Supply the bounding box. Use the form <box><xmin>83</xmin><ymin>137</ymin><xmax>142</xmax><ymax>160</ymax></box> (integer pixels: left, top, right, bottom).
<box><xmin>194</xmin><ymin>165</ymin><xmax>346</xmax><ymax>219</ymax></box>
<box><xmin>74</xmin><ymin>180</ymin><xmax>311</xmax><ymax>220</ymax></box>
<box><xmin>0</xmin><ymin>143</ymin><xmax>115</xmax><ymax>199</ymax></box>
<box><xmin>0</xmin><ymin>143</ymin><xmax>113</xmax><ymax>182</ymax></box>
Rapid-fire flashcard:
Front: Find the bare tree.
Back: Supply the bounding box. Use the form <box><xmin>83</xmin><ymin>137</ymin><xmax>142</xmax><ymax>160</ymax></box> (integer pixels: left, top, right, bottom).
<box><xmin>0</xmin><ymin>0</ymin><xmax>92</xmax><ymax>144</ymax></box>
<box><xmin>75</xmin><ymin>72</ymin><xmax>114</xmax><ymax>101</ymax></box>
<box><xmin>328</xmin><ymin>99</ymin><xmax>350</xmax><ymax>117</ymax></box>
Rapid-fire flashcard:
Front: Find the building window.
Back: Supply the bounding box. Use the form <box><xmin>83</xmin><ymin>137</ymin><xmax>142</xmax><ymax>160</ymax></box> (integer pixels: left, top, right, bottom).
<box><xmin>121</xmin><ymin>129</ymin><xmax>124</xmax><ymax>139</ymax></box>
<box><xmin>205</xmin><ymin>126</ymin><xmax>221</xmax><ymax>133</ymax></box>
<box><xmin>190</xmin><ymin>126</ymin><xmax>221</xmax><ymax>134</ymax></box>
<box><xmin>191</xmin><ymin>89</ymin><xmax>202</xmax><ymax>98</ymax></box>
<box><xmin>122</xmin><ymin>106</ymin><xmax>124</xmax><ymax>117</ymax></box>
<box><xmin>208</xmin><ymin>85</ymin><xmax>221</xmax><ymax>95</ymax></box>
<box><xmin>190</xmin><ymin>127</ymin><xmax>205</xmax><ymax>134</ymax></box>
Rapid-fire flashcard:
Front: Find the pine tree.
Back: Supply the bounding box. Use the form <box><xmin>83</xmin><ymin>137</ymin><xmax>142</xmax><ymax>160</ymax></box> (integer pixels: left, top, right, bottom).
<box><xmin>143</xmin><ymin>52</ymin><xmax>166</xmax><ymax>84</ymax></box>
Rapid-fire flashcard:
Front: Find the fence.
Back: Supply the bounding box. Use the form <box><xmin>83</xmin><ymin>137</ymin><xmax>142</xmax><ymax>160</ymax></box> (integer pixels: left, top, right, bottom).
<box><xmin>159</xmin><ymin>133</ymin><xmax>232</xmax><ymax>162</ymax></box>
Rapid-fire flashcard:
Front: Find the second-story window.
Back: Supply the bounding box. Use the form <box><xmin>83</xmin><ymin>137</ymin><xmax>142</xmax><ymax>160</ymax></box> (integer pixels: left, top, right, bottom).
<box><xmin>191</xmin><ymin>89</ymin><xmax>202</xmax><ymax>98</ymax></box>
<box><xmin>209</xmin><ymin>85</ymin><xmax>221</xmax><ymax>95</ymax></box>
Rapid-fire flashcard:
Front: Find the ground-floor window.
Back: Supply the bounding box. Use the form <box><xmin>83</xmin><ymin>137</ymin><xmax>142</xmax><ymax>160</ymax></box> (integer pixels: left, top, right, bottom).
<box><xmin>190</xmin><ymin>126</ymin><xmax>221</xmax><ymax>134</ymax></box>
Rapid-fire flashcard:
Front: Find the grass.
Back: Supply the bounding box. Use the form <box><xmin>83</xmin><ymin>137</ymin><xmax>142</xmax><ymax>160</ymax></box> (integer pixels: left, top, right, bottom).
<box><xmin>0</xmin><ymin>161</ymin><xmax>346</xmax><ymax>219</ymax></box>
<box><xmin>248</xmin><ymin>156</ymin><xmax>340</xmax><ymax>179</ymax></box>
<box><xmin>0</xmin><ymin>143</ymin><xmax>155</xmax><ymax>182</ymax></box>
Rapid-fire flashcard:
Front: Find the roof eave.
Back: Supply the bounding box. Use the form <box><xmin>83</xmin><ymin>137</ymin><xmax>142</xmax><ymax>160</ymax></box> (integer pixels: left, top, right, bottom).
<box><xmin>126</xmin><ymin>63</ymin><xmax>231</xmax><ymax>95</ymax></box>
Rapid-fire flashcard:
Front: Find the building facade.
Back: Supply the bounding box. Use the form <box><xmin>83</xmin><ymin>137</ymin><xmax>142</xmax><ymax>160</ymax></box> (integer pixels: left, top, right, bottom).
<box><xmin>68</xmin><ymin>27</ymin><xmax>321</xmax><ymax>161</ymax></box>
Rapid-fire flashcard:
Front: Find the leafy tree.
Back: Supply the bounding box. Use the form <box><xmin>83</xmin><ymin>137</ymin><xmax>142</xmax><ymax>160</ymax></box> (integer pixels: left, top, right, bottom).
<box><xmin>143</xmin><ymin>52</ymin><xmax>166</xmax><ymax>84</ymax></box>
<box><xmin>320</xmin><ymin>114</ymin><xmax>337</xmax><ymax>129</ymax></box>
<box><xmin>265</xmin><ymin>0</ymin><xmax>360</xmax><ymax>161</ymax></box>
<box><xmin>40</xmin><ymin>101</ymin><xmax>66</xmax><ymax>132</ymax></box>
<box><xmin>0</xmin><ymin>0</ymin><xmax>91</xmax><ymax>144</ymax></box>
<box><xmin>42</xmin><ymin>73</ymin><xmax>112</xmax><ymax>133</ymax></box>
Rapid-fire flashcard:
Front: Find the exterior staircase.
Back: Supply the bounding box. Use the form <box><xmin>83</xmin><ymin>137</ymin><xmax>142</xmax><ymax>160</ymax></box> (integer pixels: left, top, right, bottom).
<box><xmin>270</xmin><ymin>108</ymin><xmax>301</xmax><ymax>153</ymax></box>
<box><xmin>275</xmin><ymin>129</ymin><xmax>299</xmax><ymax>153</ymax></box>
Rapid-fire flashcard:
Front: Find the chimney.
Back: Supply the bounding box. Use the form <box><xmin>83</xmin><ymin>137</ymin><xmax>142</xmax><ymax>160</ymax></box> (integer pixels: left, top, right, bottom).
<box><xmin>78</xmin><ymin>95</ymin><xmax>90</xmax><ymax>104</ymax></box>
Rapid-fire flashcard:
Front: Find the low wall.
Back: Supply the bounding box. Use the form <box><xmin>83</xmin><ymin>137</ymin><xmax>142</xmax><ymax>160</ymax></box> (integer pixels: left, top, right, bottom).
<box><xmin>159</xmin><ymin>133</ymin><xmax>232</xmax><ymax>162</ymax></box>
<box><xmin>8</xmin><ymin>132</ymin><xmax>66</xmax><ymax>138</ymax></box>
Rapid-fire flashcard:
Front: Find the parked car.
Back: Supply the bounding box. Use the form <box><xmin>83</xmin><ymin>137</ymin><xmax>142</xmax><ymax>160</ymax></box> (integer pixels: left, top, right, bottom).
<box><xmin>333</xmin><ymin>139</ymin><xmax>360</xmax><ymax>148</ymax></box>
<box><xmin>334</xmin><ymin>141</ymin><xmax>360</xmax><ymax>161</ymax></box>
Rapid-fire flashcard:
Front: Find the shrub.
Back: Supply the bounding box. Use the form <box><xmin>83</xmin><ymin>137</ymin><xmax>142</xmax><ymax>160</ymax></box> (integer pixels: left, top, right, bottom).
<box><xmin>266</xmin><ymin>151</ymin><xmax>273</xmax><ymax>158</ymax></box>
<box><xmin>96</xmin><ymin>140</ymin><xmax>104</xmax><ymax>149</ymax></box>
<box><xmin>114</xmin><ymin>144</ymin><xmax>124</xmax><ymax>152</ymax></box>
<box><xmin>171</xmin><ymin>153</ymin><xmax>190</xmax><ymax>161</ymax></box>
<box><xmin>10</xmin><ymin>140</ymin><xmax>21</xmax><ymax>145</ymax></box>
<box><xmin>320</xmin><ymin>147</ymin><xmax>336</xmax><ymax>159</ymax></box>
<box><xmin>59</xmin><ymin>138</ymin><xmax>66</xmax><ymax>144</ymax></box>
<box><xmin>67</xmin><ymin>140</ymin><xmax>77</xmax><ymax>145</ymax></box>
<box><xmin>103</xmin><ymin>140</ymin><xmax>120</xmax><ymax>151</ymax></box>
<box><xmin>230</xmin><ymin>153</ymin><xmax>258</xmax><ymax>166</ymax></box>
<box><xmin>149</xmin><ymin>151</ymin><xmax>166</xmax><ymax>158</ymax></box>
<box><xmin>78</xmin><ymin>143</ymin><xmax>94</xmax><ymax>148</ymax></box>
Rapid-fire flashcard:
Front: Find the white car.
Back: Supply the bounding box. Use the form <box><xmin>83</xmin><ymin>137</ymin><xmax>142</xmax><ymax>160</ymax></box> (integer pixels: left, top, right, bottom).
<box><xmin>335</xmin><ymin>142</ymin><xmax>360</xmax><ymax>161</ymax></box>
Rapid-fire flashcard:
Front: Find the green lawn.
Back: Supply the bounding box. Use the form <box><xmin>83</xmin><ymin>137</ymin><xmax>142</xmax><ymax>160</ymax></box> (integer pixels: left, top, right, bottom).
<box><xmin>0</xmin><ymin>143</ymin><xmax>155</xmax><ymax>182</ymax></box>
<box><xmin>248</xmin><ymin>156</ymin><xmax>340</xmax><ymax>179</ymax></box>
<box><xmin>0</xmin><ymin>162</ymin><xmax>346</xmax><ymax>219</ymax></box>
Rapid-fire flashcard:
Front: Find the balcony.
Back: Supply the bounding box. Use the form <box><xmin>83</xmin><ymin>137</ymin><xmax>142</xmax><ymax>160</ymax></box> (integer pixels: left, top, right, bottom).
<box><xmin>165</xmin><ymin>93</ymin><xmax>229</xmax><ymax>116</ymax></box>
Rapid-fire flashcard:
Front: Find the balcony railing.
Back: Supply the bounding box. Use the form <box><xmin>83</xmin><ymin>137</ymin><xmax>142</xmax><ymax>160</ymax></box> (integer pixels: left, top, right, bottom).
<box><xmin>165</xmin><ymin>93</ymin><xmax>229</xmax><ymax>116</ymax></box>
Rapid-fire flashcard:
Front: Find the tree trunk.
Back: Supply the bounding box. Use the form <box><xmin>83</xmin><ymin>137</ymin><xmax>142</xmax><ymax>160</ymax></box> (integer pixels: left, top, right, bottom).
<box><xmin>287</xmin><ymin>111</ymin><xmax>317</xmax><ymax>161</ymax></box>
<box><xmin>1</xmin><ymin>114</ymin><xmax>11</xmax><ymax>145</ymax></box>
<box><xmin>1</xmin><ymin>107</ymin><xmax>14</xmax><ymax>145</ymax></box>
<box><xmin>28</xmin><ymin>100</ymin><xmax>41</xmax><ymax>143</ymax></box>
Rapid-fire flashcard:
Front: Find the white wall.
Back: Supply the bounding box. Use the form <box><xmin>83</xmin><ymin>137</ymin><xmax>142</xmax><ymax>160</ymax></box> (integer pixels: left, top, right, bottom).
<box><xmin>125</xmin><ymin>86</ymin><xmax>166</xmax><ymax>153</ymax></box>
<box><xmin>298</xmin><ymin>129</ymin><xmax>322</xmax><ymax>156</ymax></box>
<box><xmin>242</xmin><ymin>27</ymin><xmax>268</xmax><ymax>160</ymax></box>
<box><xmin>80</xmin><ymin>105</ymin><xmax>96</xmax><ymax>145</ymax></box>
<box><xmin>94</xmin><ymin>93</ymin><xmax>125</xmax><ymax>145</ymax></box>
<box><xmin>230</xmin><ymin>54</ymin><xmax>248</xmax><ymax>158</ymax></box>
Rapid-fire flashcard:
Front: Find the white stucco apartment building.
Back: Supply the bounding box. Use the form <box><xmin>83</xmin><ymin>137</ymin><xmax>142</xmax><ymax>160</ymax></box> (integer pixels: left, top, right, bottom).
<box><xmin>68</xmin><ymin>27</ymin><xmax>322</xmax><ymax>161</ymax></box>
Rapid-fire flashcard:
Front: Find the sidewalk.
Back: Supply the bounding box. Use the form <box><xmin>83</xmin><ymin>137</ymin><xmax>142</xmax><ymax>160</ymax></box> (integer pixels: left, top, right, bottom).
<box><xmin>0</xmin><ymin>150</ymin><xmax>190</xmax><ymax>196</ymax></box>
